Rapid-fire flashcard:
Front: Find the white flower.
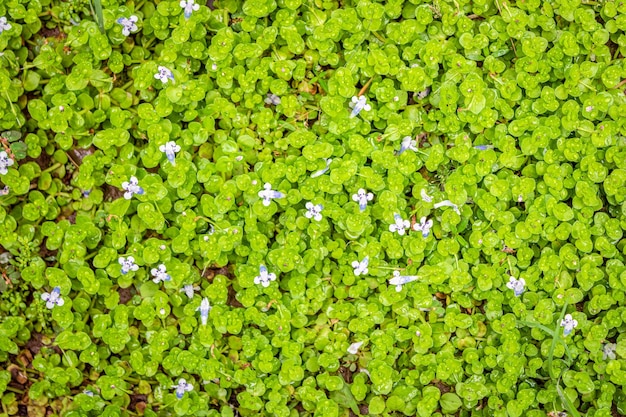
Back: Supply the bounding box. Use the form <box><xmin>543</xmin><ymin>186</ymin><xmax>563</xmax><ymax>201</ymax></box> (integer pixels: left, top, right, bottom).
<box><xmin>258</xmin><ymin>183</ymin><xmax>284</xmax><ymax>206</ymax></box>
<box><xmin>389</xmin><ymin>213</ymin><xmax>410</xmax><ymax>236</ymax></box>
<box><xmin>351</xmin><ymin>256</ymin><xmax>369</xmax><ymax>276</ymax></box>
<box><xmin>352</xmin><ymin>188</ymin><xmax>374</xmax><ymax>212</ymax></box>
<box><xmin>41</xmin><ymin>287</ymin><xmax>64</xmax><ymax>309</ymax></box>
<box><xmin>349</xmin><ymin>95</ymin><xmax>371</xmax><ymax>118</ymax></box>
<box><xmin>347</xmin><ymin>341</ymin><xmax>364</xmax><ymax>355</ymax></box>
<box><xmin>560</xmin><ymin>314</ymin><xmax>578</xmax><ymax>336</ymax></box>
<box><xmin>311</xmin><ymin>158</ymin><xmax>332</xmax><ymax>178</ymax></box>
<box><xmin>173</xmin><ymin>378</ymin><xmax>193</xmax><ymax>399</ymax></box>
<box><xmin>159</xmin><ymin>141</ymin><xmax>181</xmax><ymax>165</ymax></box>
<box><xmin>603</xmin><ymin>343</ymin><xmax>617</xmax><ymax>360</ymax></box>
<box><xmin>0</xmin><ymin>17</ymin><xmax>11</xmax><ymax>34</ymax></box>
<box><xmin>433</xmin><ymin>200</ymin><xmax>460</xmax><ymax>215</ymax></box>
<box><xmin>154</xmin><ymin>66</ymin><xmax>174</xmax><ymax>84</ymax></box>
<box><xmin>254</xmin><ymin>265</ymin><xmax>276</xmax><ymax>287</ymax></box>
<box><xmin>420</xmin><ymin>189</ymin><xmax>433</xmax><ymax>203</ymax></box>
<box><xmin>121</xmin><ymin>176</ymin><xmax>144</xmax><ymax>200</ymax></box>
<box><xmin>180</xmin><ymin>284</ymin><xmax>199</xmax><ymax>299</ymax></box>
<box><xmin>397</xmin><ymin>136</ymin><xmax>418</xmax><ymax>155</ymax></box>
<box><xmin>305</xmin><ymin>202</ymin><xmax>323</xmax><ymax>221</ymax></box>
<box><xmin>0</xmin><ymin>151</ymin><xmax>15</xmax><ymax>175</ymax></box>
<box><xmin>180</xmin><ymin>0</ymin><xmax>200</xmax><ymax>18</ymax></box>
<box><xmin>116</xmin><ymin>16</ymin><xmax>138</xmax><ymax>36</ymax></box>
<box><xmin>197</xmin><ymin>297</ymin><xmax>211</xmax><ymax>325</ymax></box>
<box><xmin>389</xmin><ymin>270</ymin><xmax>419</xmax><ymax>292</ymax></box>
<box><xmin>118</xmin><ymin>256</ymin><xmax>139</xmax><ymax>274</ymax></box>
<box><xmin>416</xmin><ymin>86</ymin><xmax>431</xmax><ymax>100</ymax></box>
<box><xmin>412</xmin><ymin>216</ymin><xmax>433</xmax><ymax>238</ymax></box>
<box><xmin>264</xmin><ymin>93</ymin><xmax>281</xmax><ymax>105</ymax></box>
<box><xmin>506</xmin><ymin>276</ymin><xmax>525</xmax><ymax>297</ymax></box>
<box><xmin>151</xmin><ymin>264</ymin><xmax>171</xmax><ymax>284</ymax></box>
<box><xmin>0</xmin><ymin>185</ymin><xmax>9</xmax><ymax>195</ymax></box>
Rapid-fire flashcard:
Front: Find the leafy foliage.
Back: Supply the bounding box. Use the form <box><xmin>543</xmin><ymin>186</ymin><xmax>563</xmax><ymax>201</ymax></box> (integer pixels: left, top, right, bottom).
<box><xmin>1</xmin><ymin>0</ymin><xmax>626</xmax><ymax>416</ymax></box>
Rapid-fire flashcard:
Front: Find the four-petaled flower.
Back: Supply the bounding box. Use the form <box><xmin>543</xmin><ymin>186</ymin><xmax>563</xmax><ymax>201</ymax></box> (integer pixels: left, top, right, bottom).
<box><xmin>311</xmin><ymin>158</ymin><xmax>332</xmax><ymax>178</ymax></box>
<box><xmin>122</xmin><ymin>176</ymin><xmax>144</xmax><ymax>200</ymax></box>
<box><xmin>412</xmin><ymin>216</ymin><xmax>433</xmax><ymax>238</ymax></box>
<box><xmin>0</xmin><ymin>151</ymin><xmax>14</xmax><ymax>175</ymax></box>
<box><xmin>159</xmin><ymin>141</ymin><xmax>181</xmax><ymax>166</ymax></box>
<box><xmin>0</xmin><ymin>17</ymin><xmax>11</xmax><ymax>34</ymax></box>
<box><xmin>389</xmin><ymin>271</ymin><xmax>419</xmax><ymax>292</ymax></box>
<box><xmin>41</xmin><ymin>287</ymin><xmax>64</xmax><ymax>309</ymax></box>
<box><xmin>265</xmin><ymin>93</ymin><xmax>281</xmax><ymax>105</ymax></box>
<box><xmin>116</xmin><ymin>16</ymin><xmax>138</xmax><ymax>36</ymax></box>
<box><xmin>397</xmin><ymin>136</ymin><xmax>418</xmax><ymax>155</ymax></box>
<box><xmin>420</xmin><ymin>189</ymin><xmax>432</xmax><ymax>203</ymax></box>
<box><xmin>389</xmin><ymin>214</ymin><xmax>410</xmax><ymax>236</ymax></box>
<box><xmin>254</xmin><ymin>265</ymin><xmax>276</xmax><ymax>287</ymax></box>
<box><xmin>305</xmin><ymin>202</ymin><xmax>323</xmax><ymax>221</ymax></box>
<box><xmin>258</xmin><ymin>183</ymin><xmax>284</xmax><ymax>206</ymax></box>
<box><xmin>603</xmin><ymin>343</ymin><xmax>617</xmax><ymax>360</ymax></box>
<box><xmin>197</xmin><ymin>297</ymin><xmax>211</xmax><ymax>325</ymax></box>
<box><xmin>173</xmin><ymin>378</ymin><xmax>193</xmax><ymax>399</ymax></box>
<box><xmin>434</xmin><ymin>200</ymin><xmax>460</xmax><ymax>215</ymax></box>
<box><xmin>181</xmin><ymin>284</ymin><xmax>199</xmax><ymax>299</ymax></box>
<box><xmin>352</xmin><ymin>188</ymin><xmax>374</xmax><ymax>212</ymax></box>
<box><xmin>347</xmin><ymin>341</ymin><xmax>363</xmax><ymax>355</ymax></box>
<box><xmin>352</xmin><ymin>256</ymin><xmax>369</xmax><ymax>276</ymax></box>
<box><xmin>151</xmin><ymin>264</ymin><xmax>171</xmax><ymax>284</ymax></box>
<box><xmin>180</xmin><ymin>0</ymin><xmax>200</xmax><ymax>18</ymax></box>
<box><xmin>349</xmin><ymin>95</ymin><xmax>371</xmax><ymax>118</ymax></box>
<box><xmin>506</xmin><ymin>276</ymin><xmax>525</xmax><ymax>297</ymax></box>
<box><xmin>154</xmin><ymin>66</ymin><xmax>174</xmax><ymax>84</ymax></box>
<box><xmin>560</xmin><ymin>314</ymin><xmax>578</xmax><ymax>336</ymax></box>
<box><xmin>119</xmin><ymin>256</ymin><xmax>139</xmax><ymax>274</ymax></box>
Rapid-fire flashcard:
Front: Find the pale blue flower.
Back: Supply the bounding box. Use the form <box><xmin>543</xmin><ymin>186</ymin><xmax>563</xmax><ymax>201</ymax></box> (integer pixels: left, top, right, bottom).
<box><xmin>474</xmin><ymin>144</ymin><xmax>494</xmax><ymax>150</ymax></box>
<box><xmin>350</xmin><ymin>95</ymin><xmax>371</xmax><ymax>118</ymax></box>
<box><xmin>151</xmin><ymin>264</ymin><xmax>171</xmax><ymax>284</ymax></box>
<box><xmin>180</xmin><ymin>0</ymin><xmax>200</xmax><ymax>18</ymax></box>
<box><xmin>560</xmin><ymin>314</ymin><xmax>578</xmax><ymax>336</ymax></box>
<box><xmin>265</xmin><ymin>93</ymin><xmax>281</xmax><ymax>105</ymax></box>
<box><xmin>352</xmin><ymin>188</ymin><xmax>373</xmax><ymax>211</ymax></box>
<box><xmin>311</xmin><ymin>158</ymin><xmax>332</xmax><ymax>178</ymax></box>
<box><xmin>116</xmin><ymin>16</ymin><xmax>138</xmax><ymax>36</ymax></box>
<box><xmin>506</xmin><ymin>276</ymin><xmax>525</xmax><ymax>297</ymax></box>
<box><xmin>603</xmin><ymin>343</ymin><xmax>617</xmax><ymax>360</ymax></box>
<box><xmin>173</xmin><ymin>378</ymin><xmax>193</xmax><ymax>399</ymax></box>
<box><xmin>397</xmin><ymin>136</ymin><xmax>418</xmax><ymax>155</ymax></box>
<box><xmin>0</xmin><ymin>17</ymin><xmax>11</xmax><ymax>34</ymax></box>
<box><xmin>197</xmin><ymin>297</ymin><xmax>211</xmax><ymax>325</ymax></box>
<box><xmin>352</xmin><ymin>257</ymin><xmax>369</xmax><ymax>276</ymax></box>
<box><xmin>0</xmin><ymin>151</ymin><xmax>14</xmax><ymax>175</ymax></box>
<box><xmin>0</xmin><ymin>186</ymin><xmax>9</xmax><ymax>195</ymax></box>
<box><xmin>119</xmin><ymin>256</ymin><xmax>139</xmax><ymax>274</ymax></box>
<box><xmin>305</xmin><ymin>202</ymin><xmax>323</xmax><ymax>221</ymax></box>
<box><xmin>159</xmin><ymin>141</ymin><xmax>181</xmax><ymax>165</ymax></box>
<box><xmin>420</xmin><ymin>189</ymin><xmax>433</xmax><ymax>203</ymax></box>
<box><xmin>412</xmin><ymin>216</ymin><xmax>433</xmax><ymax>238</ymax></box>
<box><xmin>122</xmin><ymin>176</ymin><xmax>144</xmax><ymax>200</ymax></box>
<box><xmin>434</xmin><ymin>200</ymin><xmax>460</xmax><ymax>215</ymax></box>
<box><xmin>389</xmin><ymin>271</ymin><xmax>419</xmax><ymax>292</ymax></box>
<box><xmin>347</xmin><ymin>341</ymin><xmax>363</xmax><ymax>354</ymax></box>
<box><xmin>389</xmin><ymin>214</ymin><xmax>410</xmax><ymax>236</ymax></box>
<box><xmin>41</xmin><ymin>287</ymin><xmax>64</xmax><ymax>309</ymax></box>
<box><xmin>258</xmin><ymin>183</ymin><xmax>283</xmax><ymax>206</ymax></box>
<box><xmin>180</xmin><ymin>284</ymin><xmax>199</xmax><ymax>299</ymax></box>
<box><xmin>154</xmin><ymin>66</ymin><xmax>174</xmax><ymax>83</ymax></box>
<box><xmin>254</xmin><ymin>265</ymin><xmax>276</xmax><ymax>287</ymax></box>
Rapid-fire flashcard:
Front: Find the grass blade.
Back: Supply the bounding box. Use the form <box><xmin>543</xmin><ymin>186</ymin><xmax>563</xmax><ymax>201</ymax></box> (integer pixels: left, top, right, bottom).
<box><xmin>556</xmin><ymin>383</ymin><xmax>582</xmax><ymax>417</ymax></box>
<box><xmin>92</xmin><ymin>0</ymin><xmax>105</xmax><ymax>33</ymax></box>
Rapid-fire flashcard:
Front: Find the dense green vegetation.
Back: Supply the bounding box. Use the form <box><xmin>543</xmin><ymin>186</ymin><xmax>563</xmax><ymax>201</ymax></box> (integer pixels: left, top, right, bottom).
<box><xmin>2</xmin><ymin>0</ymin><xmax>626</xmax><ymax>416</ymax></box>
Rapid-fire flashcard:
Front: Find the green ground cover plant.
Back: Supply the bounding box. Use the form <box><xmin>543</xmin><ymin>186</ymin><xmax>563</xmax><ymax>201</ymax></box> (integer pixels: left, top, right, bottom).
<box><xmin>1</xmin><ymin>0</ymin><xmax>626</xmax><ymax>416</ymax></box>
